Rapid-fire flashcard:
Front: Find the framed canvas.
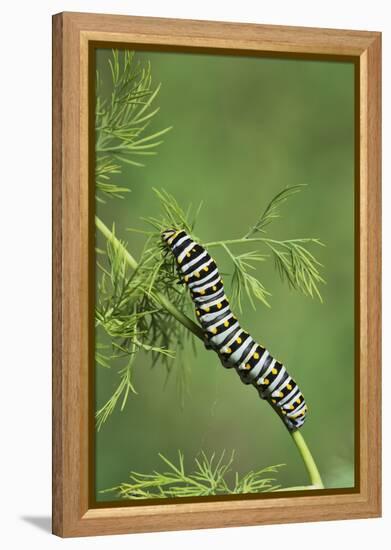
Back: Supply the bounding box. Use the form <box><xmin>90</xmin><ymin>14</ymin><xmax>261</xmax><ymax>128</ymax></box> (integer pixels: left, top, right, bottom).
<box><xmin>52</xmin><ymin>12</ymin><xmax>381</xmax><ymax>538</ymax></box>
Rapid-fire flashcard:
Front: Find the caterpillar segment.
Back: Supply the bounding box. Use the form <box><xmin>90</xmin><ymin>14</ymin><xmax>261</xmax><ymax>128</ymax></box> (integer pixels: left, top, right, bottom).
<box><xmin>162</xmin><ymin>229</ymin><xmax>308</xmax><ymax>430</ymax></box>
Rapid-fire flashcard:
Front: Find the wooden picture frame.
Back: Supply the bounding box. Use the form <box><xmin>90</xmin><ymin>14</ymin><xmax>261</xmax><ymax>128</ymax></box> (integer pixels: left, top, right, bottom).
<box><xmin>52</xmin><ymin>11</ymin><xmax>381</xmax><ymax>537</ymax></box>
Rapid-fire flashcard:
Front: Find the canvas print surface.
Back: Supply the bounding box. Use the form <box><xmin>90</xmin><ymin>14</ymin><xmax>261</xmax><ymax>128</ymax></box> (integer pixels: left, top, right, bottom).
<box><xmin>93</xmin><ymin>47</ymin><xmax>355</xmax><ymax>503</ymax></box>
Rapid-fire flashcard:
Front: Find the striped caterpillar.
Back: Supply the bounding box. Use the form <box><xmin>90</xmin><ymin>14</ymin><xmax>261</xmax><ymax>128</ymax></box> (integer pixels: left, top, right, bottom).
<box><xmin>162</xmin><ymin>229</ymin><xmax>308</xmax><ymax>431</ymax></box>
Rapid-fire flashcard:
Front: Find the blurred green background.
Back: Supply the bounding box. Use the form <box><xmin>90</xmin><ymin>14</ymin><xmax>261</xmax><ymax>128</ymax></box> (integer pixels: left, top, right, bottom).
<box><xmin>95</xmin><ymin>48</ymin><xmax>355</xmax><ymax>500</ymax></box>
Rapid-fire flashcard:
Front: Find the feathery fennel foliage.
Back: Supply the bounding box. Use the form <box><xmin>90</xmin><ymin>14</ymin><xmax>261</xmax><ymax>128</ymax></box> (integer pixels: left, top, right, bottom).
<box><xmin>101</xmin><ymin>451</ymin><xmax>284</xmax><ymax>499</ymax></box>
<box><xmin>244</xmin><ymin>184</ymin><xmax>305</xmax><ymax>237</ymax></box>
<box><xmin>95</xmin><ymin>222</ymin><xmax>192</xmax><ymax>430</ymax></box>
<box><xmin>95</xmin><ymin>49</ymin><xmax>171</xmax><ymax>201</ymax></box>
<box><xmin>95</xmin><ymin>192</ymin><xmax>205</xmax><ymax>429</ymax></box>
<box><xmin>222</xmin><ymin>245</ymin><xmax>270</xmax><ymax>311</ymax></box>
<box><xmin>204</xmin><ymin>185</ymin><xmax>325</xmax><ymax>309</ymax></box>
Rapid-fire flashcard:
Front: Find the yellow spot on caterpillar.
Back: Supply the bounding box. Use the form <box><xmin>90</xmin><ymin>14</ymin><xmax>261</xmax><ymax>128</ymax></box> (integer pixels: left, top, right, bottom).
<box><xmin>184</xmin><ymin>276</ymin><xmax>189</xmax><ymax>282</ymax></box>
<box><xmin>166</xmin><ymin>231</ymin><xmax>178</xmax><ymax>243</ymax></box>
<box><xmin>199</xmin><ymin>290</ymin><xmax>205</xmax><ymax>295</ymax></box>
<box><xmin>245</xmin><ymin>363</ymin><xmax>251</xmax><ymax>370</ymax></box>
<box><xmin>217</xmin><ymin>303</ymin><xmax>222</xmax><ymax>309</ymax></box>
<box><xmin>236</xmin><ymin>337</ymin><xmax>242</xmax><ymax>344</ymax></box>
<box><xmin>195</xmin><ymin>272</ymin><xmax>200</xmax><ymax>278</ymax></box>
<box><xmin>289</xmin><ymin>405</ymin><xmax>294</xmax><ymax>410</ymax></box>
<box><xmin>224</xmin><ymin>321</ymin><xmax>229</xmax><ymax>327</ymax></box>
<box><xmin>204</xmin><ymin>307</ymin><xmax>210</xmax><ymax>312</ymax></box>
<box><xmin>212</xmin><ymin>285</ymin><xmax>217</xmax><ymax>291</ymax></box>
<box><xmin>272</xmin><ymin>399</ymin><xmax>277</xmax><ymax>404</ymax></box>
<box><xmin>296</xmin><ymin>398</ymin><xmax>301</xmax><ymax>404</ymax></box>
<box><xmin>186</xmin><ymin>253</ymin><xmax>190</xmax><ymax>258</ymax></box>
<box><xmin>282</xmin><ymin>410</ymin><xmax>286</xmax><ymax>415</ymax></box>
<box><xmin>272</xmin><ymin>368</ymin><xmax>278</xmax><ymax>375</ymax></box>
<box><xmin>204</xmin><ymin>266</ymin><xmax>209</xmax><ymax>272</ymax></box>
<box><xmin>196</xmin><ymin>310</ymin><xmax>200</xmax><ymax>317</ymax></box>
<box><xmin>263</xmin><ymin>378</ymin><xmax>270</xmax><ymax>385</ymax></box>
<box><xmin>210</xmin><ymin>327</ymin><xmax>217</xmax><ymax>334</ymax></box>
<box><xmin>225</xmin><ymin>347</ymin><xmax>232</xmax><ymax>354</ymax></box>
<box><xmin>178</xmin><ymin>258</ymin><xmax>182</xmax><ymax>264</ymax></box>
<box><xmin>254</xmin><ymin>352</ymin><xmax>259</xmax><ymax>360</ymax></box>
<box><xmin>278</xmin><ymin>391</ymin><xmax>283</xmax><ymax>397</ymax></box>
<box><xmin>287</xmin><ymin>384</ymin><xmax>292</xmax><ymax>390</ymax></box>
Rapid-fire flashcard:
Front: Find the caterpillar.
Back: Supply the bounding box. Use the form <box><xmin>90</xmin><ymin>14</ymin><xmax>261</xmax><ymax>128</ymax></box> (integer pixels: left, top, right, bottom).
<box><xmin>162</xmin><ymin>228</ymin><xmax>308</xmax><ymax>431</ymax></box>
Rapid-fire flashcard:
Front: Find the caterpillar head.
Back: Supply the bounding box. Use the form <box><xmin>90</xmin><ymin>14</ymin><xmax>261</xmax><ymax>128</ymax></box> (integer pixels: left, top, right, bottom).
<box><xmin>161</xmin><ymin>229</ymin><xmax>177</xmax><ymax>245</ymax></box>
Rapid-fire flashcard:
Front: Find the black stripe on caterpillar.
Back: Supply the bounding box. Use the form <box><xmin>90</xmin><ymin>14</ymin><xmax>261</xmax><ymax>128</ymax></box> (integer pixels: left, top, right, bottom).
<box><xmin>162</xmin><ymin>229</ymin><xmax>308</xmax><ymax>430</ymax></box>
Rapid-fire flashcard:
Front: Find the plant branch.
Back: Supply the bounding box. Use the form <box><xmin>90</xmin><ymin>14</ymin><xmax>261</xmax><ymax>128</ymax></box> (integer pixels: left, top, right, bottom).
<box><xmin>205</xmin><ymin>237</ymin><xmax>322</xmax><ymax>248</ymax></box>
<box><xmin>95</xmin><ymin>215</ymin><xmax>324</xmax><ymax>490</ymax></box>
<box><xmin>290</xmin><ymin>430</ymin><xmax>324</xmax><ymax>488</ymax></box>
<box><xmin>96</xmin><ymin>216</ymin><xmax>138</xmax><ymax>269</ymax></box>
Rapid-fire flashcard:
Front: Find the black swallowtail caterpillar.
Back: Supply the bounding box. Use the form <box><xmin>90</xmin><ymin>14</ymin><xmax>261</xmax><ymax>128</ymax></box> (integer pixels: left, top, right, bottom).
<box><xmin>162</xmin><ymin>228</ymin><xmax>308</xmax><ymax>431</ymax></box>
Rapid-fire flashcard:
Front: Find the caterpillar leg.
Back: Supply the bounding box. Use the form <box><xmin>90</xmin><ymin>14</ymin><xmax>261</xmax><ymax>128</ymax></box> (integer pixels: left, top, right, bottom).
<box><xmin>203</xmin><ymin>331</ymin><xmax>213</xmax><ymax>350</ymax></box>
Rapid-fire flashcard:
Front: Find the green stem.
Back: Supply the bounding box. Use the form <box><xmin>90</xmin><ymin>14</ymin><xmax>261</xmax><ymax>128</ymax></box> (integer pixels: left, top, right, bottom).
<box><xmin>206</xmin><ymin>238</ymin><xmax>266</xmax><ymax>247</ymax></box>
<box><xmin>153</xmin><ymin>290</ymin><xmax>204</xmax><ymax>340</ymax></box>
<box><xmin>95</xmin><ymin>215</ymin><xmax>138</xmax><ymax>270</ymax></box>
<box><xmin>95</xmin><ymin>215</ymin><xmax>324</xmax><ymax>490</ymax></box>
<box><xmin>290</xmin><ymin>430</ymin><xmax>324</xmax><ymax>488</ymax></box>
<box><xmin>205</xmin><ymin>237</ymin><xmax>320</xmax><ymax>248</ymax></box>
